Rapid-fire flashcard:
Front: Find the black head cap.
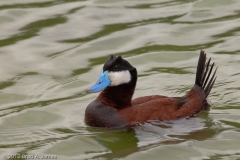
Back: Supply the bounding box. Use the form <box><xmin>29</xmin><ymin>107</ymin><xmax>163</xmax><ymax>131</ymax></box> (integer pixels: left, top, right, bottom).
<box><xmin>103</xmin><ymin>55</ymin><xmax>135</xmax><ymax>72</ymax></box>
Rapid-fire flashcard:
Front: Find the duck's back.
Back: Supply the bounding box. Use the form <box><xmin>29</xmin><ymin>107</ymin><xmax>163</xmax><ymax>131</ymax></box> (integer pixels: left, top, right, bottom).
<box><xmin>119</xmin><ymin>84</ymin><xmax>208</xmax><ymax>123</ymax></box>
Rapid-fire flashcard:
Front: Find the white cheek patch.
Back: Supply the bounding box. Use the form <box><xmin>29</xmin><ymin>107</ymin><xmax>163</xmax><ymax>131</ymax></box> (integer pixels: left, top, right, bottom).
<box><xmin>108</xmin><ymin>70</ymin><xmax>131</xmax><ymax>86</ymax></box>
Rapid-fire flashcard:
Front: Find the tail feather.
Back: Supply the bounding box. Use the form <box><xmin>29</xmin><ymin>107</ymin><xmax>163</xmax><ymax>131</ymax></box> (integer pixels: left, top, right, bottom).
<box><xmin>203</xmin><ymin>62</ymin><xmax>214</xmax><ymax>89</ymax></box>
<box><xmin>202</xmin><ymin>58</ymin><xmax>211</xmax><ymax>88</ymax></box>
<box><xmin>195</xmin><ymin>50</ymin><xmax>217</xmax><ymax>98</ymax></box>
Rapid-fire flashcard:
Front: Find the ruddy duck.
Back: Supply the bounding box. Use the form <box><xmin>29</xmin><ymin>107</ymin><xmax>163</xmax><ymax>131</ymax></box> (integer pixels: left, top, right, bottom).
<box><xmin>85</xmin><ymin>50</ymin><xmax>217</xmax><ymax>128</ymax></box>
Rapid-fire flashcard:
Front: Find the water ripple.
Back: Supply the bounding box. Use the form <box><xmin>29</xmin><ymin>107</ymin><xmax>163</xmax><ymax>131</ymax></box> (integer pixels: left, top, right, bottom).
<box><xmin>0</xmin><ymin>0</ymin><xmax>240</xmax><ymax>160</ymax></box>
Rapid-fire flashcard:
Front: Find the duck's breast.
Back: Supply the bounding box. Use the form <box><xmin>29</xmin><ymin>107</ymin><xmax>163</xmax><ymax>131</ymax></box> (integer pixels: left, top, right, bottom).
<box><xmin>85</xmin><ymin>99</ymin><xmax>126</xmax><ymax>128</ymax></box>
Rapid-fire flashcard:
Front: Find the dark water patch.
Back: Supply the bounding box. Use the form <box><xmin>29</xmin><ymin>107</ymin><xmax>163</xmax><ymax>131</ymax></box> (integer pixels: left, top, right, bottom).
<box><xmin>220</xmin><ymin>120</ymin><xmax>240</xmax><ymax>128</ymax></box>
<box><xmin>67</xmin><ymin>6</ymin><xmax>85</xmax><ymax>14</ymax></box>
<box><xmin>18</xmin><ymin>72</ymin><xmax>39</xmax><ymax>76</ymax></box>
<box><xmin>20</xmin><ymin>16</ymin><xmax>67</xmax><ymax>31</ymax></box>
<box><xmin>71</xmin><ymin>67</ymin><xmax>92</xmax><ymax>77</ymax></box>
<box><xmin>68</xmin><ymin>40</ymin><xmax>223</xmax><ymax>77</ymax></box>
<box><xmin>0</xmin><ymin>16</ymin><xmax>67</xmax><ymax>47</ymax></box>
<box><xmin>0</xmin><ymin>91</ymin><xmax>87</xmax><ymax>118</ymax></box>
<box><xmin>174</xmin><ymin>10</ymin><xmax>240</xmax><ymax>25</ymax></box>
<box><xmin>0</xmin><ymin>1</ymin><xmax>56</xmax><ymax>11</ymax></box>
<box><xmin>53</xmin><ymin>128</ymin><xmax>82</xmax><ymax>134</ymax></box>
<box><xmin>232</xmin><ymin>72</ymin><xmax>240</xmax><ymax>76</ymax></box>
<box><xmin>126</xmin><ymin>0</ymin><xmax>197</xmax><ymax>9</ymax></box>
<box><xmin>217</xmin><ymin>104</ymin><xmax>240</xmax><ymax>110</ymax></box>
<box><xmin>206</xmin><ymin>153</ymin><xmax>240</xmax><ymax>160</ymax></box>
<box><xmin>87</xmin><ymin>40</ymin><xmax>223</xmax><ymax>65</ymax></box>
<box><xmin>0</xmin><ymin>0</ymin><xmax>86</xmax><ymax>11</ymax></box>
<box><xmin>215</xmin><ymin>50</ymin><xmax>240</xmax><ymax>54</ymax></box>
<box><xmin>145</xmin><ymin>67</ymin><xmax>193</xmax><ymax>74</ymax></box>
<box><xmin>138</xmin><ymin>73</ymin><xmax>152</xmax><ymax>77</ymax></box>
<box><xmin>202</xmin><ymin>10</ymin><xmax>240</xmax><ymax>24</ymax></box>
<box><xmin>59</xmin><ymin>14</ymin><xmax>185</xmax><ymax>43</ymax></box>
<box><xmin>126</xmin><ymin>1</ymin><xmax>179</xmax><ymax>9</ymax></box>
<box><xmin>0</xmin><ymin>72</ymin><xmax>38</xmax><ymax>91</ymax></box>
<box><xmin>106</xmin><ymin>41</ymin><xmax>223</xmax><ymax>57</ymax></box>
<box><xmin>88</xmin><ymin>129</ymin><xmax>139</xmax><ymax>159</ymax></box>
<box><xmin>0</xmin><ymin>81</ymin><xmax>15</xmax><ymax>90</ymax></box>
<box><xmin>212</xmin><ymin>26</ymin><xmax>240</xmax><ymax>39</ymax></box>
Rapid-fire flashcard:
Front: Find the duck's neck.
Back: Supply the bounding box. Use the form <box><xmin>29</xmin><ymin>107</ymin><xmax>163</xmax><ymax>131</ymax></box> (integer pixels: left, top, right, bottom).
<box><xmin>97</xmin><ymin>69</ymin><xmax>137</xmax><ymax>109</ymax></box>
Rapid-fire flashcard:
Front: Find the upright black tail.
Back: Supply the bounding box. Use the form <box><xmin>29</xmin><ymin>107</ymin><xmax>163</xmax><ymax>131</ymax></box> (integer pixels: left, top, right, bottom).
<box><xmin>195</xmin><ymin>50</ymin><xmax>217</xmax><ymax>98</ymax></box>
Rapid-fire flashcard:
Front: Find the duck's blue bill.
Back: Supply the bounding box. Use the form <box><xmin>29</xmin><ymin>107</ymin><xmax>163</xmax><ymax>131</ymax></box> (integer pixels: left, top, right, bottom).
<box><xmin>88</xmin><ymin>71</ymin><xmax>111</xmax><ymax>93</ymax></box>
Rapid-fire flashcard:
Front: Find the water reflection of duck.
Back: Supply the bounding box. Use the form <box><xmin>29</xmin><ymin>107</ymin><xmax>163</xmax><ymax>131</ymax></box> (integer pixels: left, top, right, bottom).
<box><xmin>85</xmin><ymin>50</ymin><xmax>217</xmax><ymax>128</ymax></box>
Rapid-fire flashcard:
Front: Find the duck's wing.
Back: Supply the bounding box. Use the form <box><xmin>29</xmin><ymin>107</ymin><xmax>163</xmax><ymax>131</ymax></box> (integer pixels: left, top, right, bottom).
<box><xmin>119</xmin><ymin>96</ymin><xmax>181</xmax><ymax>122</ymax></box>
<box><xmin>132</xmin><ymin>95</ymin><xmax>168</xmax><ymax>105</ymax></box>
<box><xmin>119</xmin><ymin>86</ymin><xmax>208</xmax><ymax>123</ymax></box>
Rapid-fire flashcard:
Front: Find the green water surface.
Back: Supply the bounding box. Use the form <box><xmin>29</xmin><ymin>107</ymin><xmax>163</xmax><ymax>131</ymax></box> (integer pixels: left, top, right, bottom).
<box><xmin>0</xmin><ymin>0</ymin><xmax>240</xmax><ymax>160</ymax></box>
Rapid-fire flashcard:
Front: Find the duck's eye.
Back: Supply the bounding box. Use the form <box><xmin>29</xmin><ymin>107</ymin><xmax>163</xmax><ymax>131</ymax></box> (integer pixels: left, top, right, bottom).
<box><xmin>113</xmin><ymin>65</ymin><xmax>119</xmax><ymax>70</ymax></box>
<box><xmin>98</xmin><ymin>81</ymin><xmax>102</xmax><ymax>84</ymax></box>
